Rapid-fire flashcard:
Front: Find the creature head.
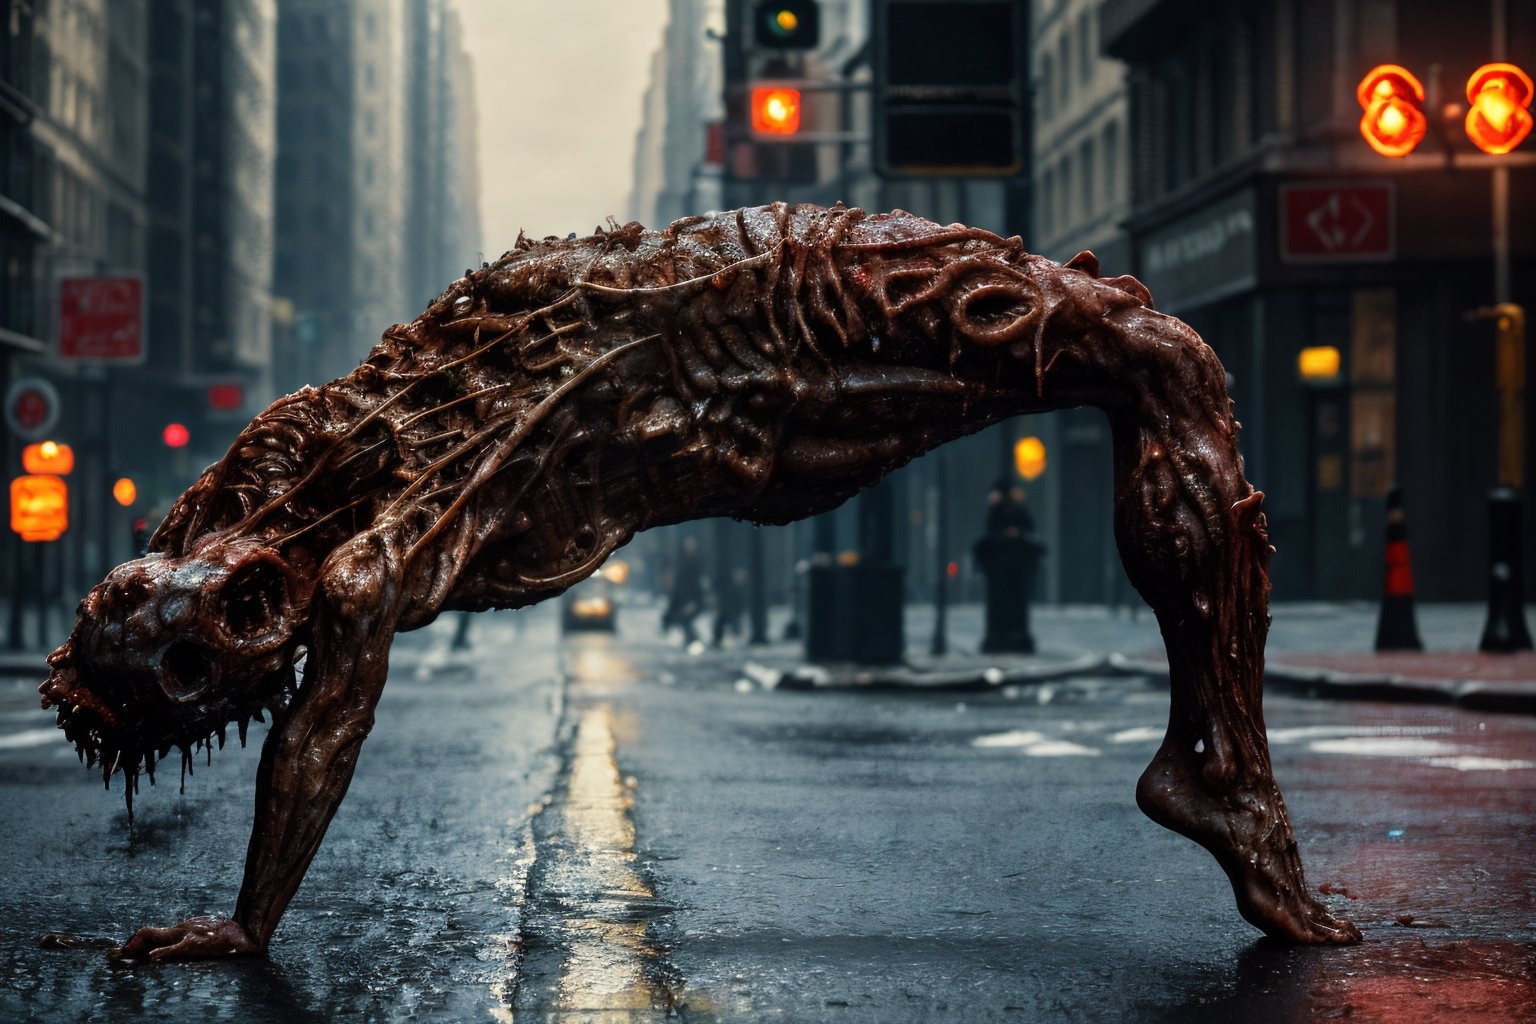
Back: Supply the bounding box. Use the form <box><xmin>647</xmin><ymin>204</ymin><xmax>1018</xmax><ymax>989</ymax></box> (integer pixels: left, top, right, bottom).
<box><xmin>40</xmin><ymin>541</ymin><xmax>308</xmax><ymax>807</ymax></box>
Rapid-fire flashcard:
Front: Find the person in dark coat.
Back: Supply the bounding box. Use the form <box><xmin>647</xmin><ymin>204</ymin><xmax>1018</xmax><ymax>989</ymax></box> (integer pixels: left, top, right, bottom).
<box><xmin>974</xmin><ymin>480</ymin><xmax>1042</xmax><ymax>653</ymax></box>
<box><xmin>663</xmin><ymin>535</ymin><xmax>707</xmax><ymax>645</ymax></box>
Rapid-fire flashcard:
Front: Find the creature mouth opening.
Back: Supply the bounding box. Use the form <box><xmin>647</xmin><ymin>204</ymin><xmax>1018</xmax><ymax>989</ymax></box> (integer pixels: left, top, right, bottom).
<box><xmin>160</xmin><ymin>641</ymin><xmax>214</xmax><ymax>703</ymax></box>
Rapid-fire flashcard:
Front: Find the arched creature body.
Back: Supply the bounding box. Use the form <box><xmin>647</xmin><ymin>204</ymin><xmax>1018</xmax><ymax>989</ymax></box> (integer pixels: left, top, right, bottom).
<box><xmin>40</xmin><ymin>203</ymin><xmax>1361</xmax><ymax>961</ymax></box>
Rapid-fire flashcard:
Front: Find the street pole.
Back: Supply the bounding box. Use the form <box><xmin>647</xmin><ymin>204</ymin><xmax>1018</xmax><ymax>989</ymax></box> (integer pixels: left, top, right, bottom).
<box><xmin>1473</xmin><ymin>302</ymin><xmax>1532</xmax><ymax>651</ymax></box>
<box><xmin>748</xmin><ymin>525</ymin><xmax>769</xmax><ymax>644</ymax></box>
<box><xmin>931</xmin><ymin>451</ymin><xmax>949</xmax><ymax>656</ymax></box>
<box><xmin>1475</xmin><ymin>0</ymin><xmax>1530</xmax><ymax>650</ymax></box>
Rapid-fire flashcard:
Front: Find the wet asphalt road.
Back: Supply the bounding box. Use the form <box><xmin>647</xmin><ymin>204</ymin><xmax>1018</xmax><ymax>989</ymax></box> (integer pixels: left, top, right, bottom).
<box><xmin>1</xmin><ymin>602</ymin><xmax>1533</xmax><ymax>1022</ymax></box>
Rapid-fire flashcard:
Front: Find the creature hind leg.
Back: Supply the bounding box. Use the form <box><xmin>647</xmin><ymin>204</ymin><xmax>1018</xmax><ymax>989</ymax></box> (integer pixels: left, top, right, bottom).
<box><xmin>1108</xmin><ymin>410</ymin><xmax>1360</xmax><ymax>944</ymax></box>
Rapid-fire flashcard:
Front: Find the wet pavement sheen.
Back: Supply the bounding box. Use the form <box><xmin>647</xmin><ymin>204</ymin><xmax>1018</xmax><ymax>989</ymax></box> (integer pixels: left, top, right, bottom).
<box><xmin>1</xmin><ymin>603</ymin><xmax>1532</xmax><ymax>1022</ymax></box>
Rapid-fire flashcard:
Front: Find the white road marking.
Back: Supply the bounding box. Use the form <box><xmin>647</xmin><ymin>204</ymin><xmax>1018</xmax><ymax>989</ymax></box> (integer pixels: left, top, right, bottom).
<box><xmin>0</xmin><ymin>727</ymin><xmax>60</xmax><ymax>751</ymax></box>
<box><xmin>972</xmin><ymin>729</ymin><xmax>1100</xmax><ymax>756</ymax></box>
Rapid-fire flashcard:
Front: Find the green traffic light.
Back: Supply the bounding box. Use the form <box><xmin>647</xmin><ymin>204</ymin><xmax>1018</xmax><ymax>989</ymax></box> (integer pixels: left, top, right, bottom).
<box><xmin>769</xmin><ymin>9</ymin><xmax>798</xmax><ymax>36</ymax></box>
<box><xmin>754</xmin><ymin>1</ymin><xmax>818</xmax><ymax>49</ymax></box>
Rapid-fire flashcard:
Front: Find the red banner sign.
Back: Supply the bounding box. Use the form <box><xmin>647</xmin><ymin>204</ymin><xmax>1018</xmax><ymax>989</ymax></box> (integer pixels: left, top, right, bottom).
<box><xmin>1280</xmin><ymin>183</ymin><xmax>1394</xmax><ymax>263</ymax></box>
<box><xmin>58</xmin><ymin>277</ymin><xmax>144</xmax><ymax>362</ymax></box>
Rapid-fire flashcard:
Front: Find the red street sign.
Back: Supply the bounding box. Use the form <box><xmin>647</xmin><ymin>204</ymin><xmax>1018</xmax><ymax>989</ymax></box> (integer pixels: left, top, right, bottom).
<box><xmin>207</xmin><ymin>383</ymin><xmax>244</xmax><ymax>410</ymax></box>
<box><xmin>1280</xmin><ymin>182</ymin><xmax>1395</xmax><ymax>263</ymax></box>
<box><xmin>4</xmin><ymin>376</ymin><xmax>60</xmax><ymax>439</ymax></box>
<box><xmin>58</xmin><ymin>277</ymin><xmax>145</xmax><ymax>362</ymax></box>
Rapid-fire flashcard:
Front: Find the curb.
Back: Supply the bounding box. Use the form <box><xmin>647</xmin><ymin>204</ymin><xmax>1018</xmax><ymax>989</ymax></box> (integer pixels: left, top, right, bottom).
<box><xmin>1105</xmin><ymin>653</ymin><xmax>1536</xmax><ymax>715</ymax></box>
<box><xmin>751</xmin><ymin>653</ymin><xmax>1111</xmax><ymax>692</ymax></box>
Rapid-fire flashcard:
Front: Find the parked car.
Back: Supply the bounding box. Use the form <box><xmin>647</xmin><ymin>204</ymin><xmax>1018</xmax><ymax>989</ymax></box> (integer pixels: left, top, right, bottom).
<box><xmin>562</xmin><ymin>574</ymin><xmax>618</xmax><ymax>632</ymax></box>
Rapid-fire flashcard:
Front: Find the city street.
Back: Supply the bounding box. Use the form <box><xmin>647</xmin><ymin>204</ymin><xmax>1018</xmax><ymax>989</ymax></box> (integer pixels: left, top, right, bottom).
<box><xmin>2</xmin><ymin>601</ymin><xmax>1532</xmax><ymax>1022</ymax></box>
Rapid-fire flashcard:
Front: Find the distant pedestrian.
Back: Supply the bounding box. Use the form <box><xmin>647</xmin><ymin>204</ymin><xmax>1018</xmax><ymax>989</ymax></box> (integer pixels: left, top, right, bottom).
<box><xmin>973</xmin><ymin>480</ymin><xmax>1042</xmax><ymax>653</ymax></box>
<box><xmin>663</xmin><ymin>536</ymin><xmax>706</xmax><ymax>645</ymax></box>
<box><xmin>712</xmin><ymin>567</ymin><xmax>748</xmax><ymax>647</ymax></box>
<box><xmin>450</xmin><ymin>611</ymin><xmax>473</xmax><ymax>651</ymax></box>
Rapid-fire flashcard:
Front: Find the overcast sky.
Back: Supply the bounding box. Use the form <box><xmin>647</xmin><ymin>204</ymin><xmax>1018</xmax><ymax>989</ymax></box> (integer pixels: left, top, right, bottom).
<box><xmin>455</xmin><ymin>0</ymin><xmax>671</xmax><ymax>258</ymax></box>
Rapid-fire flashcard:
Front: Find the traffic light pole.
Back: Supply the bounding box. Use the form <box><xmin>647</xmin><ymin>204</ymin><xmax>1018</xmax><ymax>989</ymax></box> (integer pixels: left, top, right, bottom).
<box><xmin>1473</xmin><ymin>301</ymin><xmax>1532</xmax><ymax>651</ymax></box>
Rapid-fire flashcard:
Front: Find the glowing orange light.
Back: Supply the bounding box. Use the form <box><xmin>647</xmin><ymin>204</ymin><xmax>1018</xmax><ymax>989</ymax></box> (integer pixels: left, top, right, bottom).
<box><xmin>752</xmin><ymin>86</ymin><xmax>801</xmax><ymax>135</ymax></box>
<box><xmin>112</xmin><ymin>477</ymin><xmax>138</xmax><ymax>507</ymax></box>
<box><xmin>21</xmin><ymin>440</ymin><xmax>74</xmax><ymax>475</ymax></box>
<box><xmin>1356</xmin><ymin>64</ymin><xmax>1427</xmax><ymax>157</ymax></box>
<box><xmin>774</xmin><ymin>9</ymin><xmax>799</xmax><ymax>32</ymax></box>
<box><xmin>1465</xmin><ymin>63</ymin><xmax>1533</xmax><ymax>155</ymax></box>
<box><xmin>162</xmin><ymin>422</ymin><xmax>190</xmax><ymax>448</ymax></box>
<box><xmin>1298</xmin><ymin>346</ymin><xmax>1342</xmax><ymax>381</ymax></box>
<box><xmin>1014</xmin><ymin>436</ymin><xmax>1047</xmax><ymax>481</ymax></box>
<box><xmin>10</xmin><ymin>474</ymin><xmax>68</xmax><ymax>541</ymax></box>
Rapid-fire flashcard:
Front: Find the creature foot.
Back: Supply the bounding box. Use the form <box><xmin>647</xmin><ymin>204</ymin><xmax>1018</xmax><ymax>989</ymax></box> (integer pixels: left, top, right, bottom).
<box><xmin>110</xmin><ymin>916</ymin><xmax>261</xmax><ymax>962</ymax></box>
<box><xmin>1137</xmin><ymin>746</ymin><xmax>1362</xmax><ymax>945</ymax></box>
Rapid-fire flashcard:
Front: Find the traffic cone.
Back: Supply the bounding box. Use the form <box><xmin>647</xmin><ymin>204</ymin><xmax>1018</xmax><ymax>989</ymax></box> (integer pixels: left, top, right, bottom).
<box><xmin>1374</xmin><ymin>486</ymin><xmax>1422</xmax><ymax>651</ymax></box>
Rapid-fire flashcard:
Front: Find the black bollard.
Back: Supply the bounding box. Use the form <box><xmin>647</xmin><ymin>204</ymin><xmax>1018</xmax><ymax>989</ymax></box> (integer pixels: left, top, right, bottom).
<box><xmin>1374</xmin><ymin>486</ymin><xmax>1422</xmax><ymax>651</ymax></box>
<box><xmin>1479</xmin><ymin>487</ymin><xmax>1533</xmax><ymax>652</ymax></box>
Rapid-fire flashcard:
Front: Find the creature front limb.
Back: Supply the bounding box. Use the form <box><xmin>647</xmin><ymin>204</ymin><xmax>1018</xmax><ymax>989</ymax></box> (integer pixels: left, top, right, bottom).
<box><xmin>113</xmin><ymin>533</ymin><xmax>404</xmax><ymax>961</ymax></box>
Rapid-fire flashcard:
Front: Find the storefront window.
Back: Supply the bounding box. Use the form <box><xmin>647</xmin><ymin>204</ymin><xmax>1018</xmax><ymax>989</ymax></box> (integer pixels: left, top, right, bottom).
<box><xmin>1349</xmin><ymin>288</ymin><xmax>1396</xmax><ymax>499</ymax></box>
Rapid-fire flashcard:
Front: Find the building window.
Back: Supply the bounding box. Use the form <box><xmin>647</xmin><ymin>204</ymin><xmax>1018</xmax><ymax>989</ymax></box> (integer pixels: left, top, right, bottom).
<box><xmin>1057</xmin><ymin>31</ymin><xmax>1071</xmax><ymax>108</ymax></box>
<box><xmin>1079</xmin><ymin>137</ymin><xmax>1096</xmax><ymax>221</ymax></box>
<box><xmin>1039</xmin><ymin>53</ymin><xmax>1054</xmax><ymax>118</ymax></box>
<box><xmin>1102</xmin><ymin>120</ymin><xmax>1119</xmax><ymax>207</ymax></box>
<box><xmin>1039</xmin><ymin>166</ymin><xmax>1055</xmax><ymax>240</ymax></box>
<box><xmin>1059</xmin><ymin>152</ymin><xmax>1075</xmax><ymax>228</ymax></box>
<box><xmin>1078</xmin><ymin>10</ymin><xmax>1093</xmax><ymax>85</ymax></box>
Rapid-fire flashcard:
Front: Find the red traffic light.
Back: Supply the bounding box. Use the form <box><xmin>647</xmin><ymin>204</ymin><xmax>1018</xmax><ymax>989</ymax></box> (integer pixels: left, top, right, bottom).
<box><xmin>751</xmin><ymin>86</ymin><xmax>801</xmax><ymax>135</ymax></box>
<box><xmin>162</xmin><ymin>422</ymin><xmax>190</xmax><ymax>448</ymax></box>
<box><xmin>1465</xmin><ymin>62</ymin><xmax>1533</xmax><ymax>155</ymax></box>
<box><xmin>1357</xmin><ymin>64</ymin><xmax>1427</xmax><ymax>157</ymax></box>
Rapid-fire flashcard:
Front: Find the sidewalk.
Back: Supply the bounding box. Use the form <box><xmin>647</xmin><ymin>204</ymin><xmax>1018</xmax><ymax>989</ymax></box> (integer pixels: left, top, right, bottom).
<box><xmin>735</xmin><ymin>601</ymin><xmax>1536</xmax><ymax>715</ymax></box>
<box><xmin>6</xmin><ymin>599</ymin><xmax>1534</xmax><ymax>714</ymax></box>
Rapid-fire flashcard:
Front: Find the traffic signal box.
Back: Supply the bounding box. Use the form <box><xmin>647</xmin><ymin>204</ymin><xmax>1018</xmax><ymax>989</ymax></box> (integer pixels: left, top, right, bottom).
<box><xmin>1356</xmin><ymin>64</ymin><xmax>1428</xmax><ymax>157</ymax></box>
<box><xmin>1356</xmin><ymin>61</ymin><xmax>1533</xmax><ymax>157</ymax></box>
<box><xmin>1465</xmin><ymin>63</ymin><xmax>1534</xmax><ymax>155</ymax></box>
<box><xmin>751</xmin><ymin>86</ymin><xmax>802</xmax><ymax>135</ymax></box>
<box><xmin>872</xmin><ymin>0</ymin><xmax>1025</xmax><ymax>177</ymax></box>
<box><xmin>753</xmin><ymin>2</ymin><xmax>819</xmax><ymax>50</ymax></box>
<box><xmin>11</xmin><ymin>440</ymin><xmax>73</xmax><ymax>542</ymax></box>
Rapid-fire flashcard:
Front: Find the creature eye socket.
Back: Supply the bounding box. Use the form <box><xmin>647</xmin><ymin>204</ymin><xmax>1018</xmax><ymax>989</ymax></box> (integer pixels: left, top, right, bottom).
<box><xmin>220</xmin><ymin>561</ymin><xmax>288</xmax><ymax>639</ymax></box>
<box><xmin>161</xmin><ymin>640</ymin><xmax>213</xmax><ymax>702</ymax></box>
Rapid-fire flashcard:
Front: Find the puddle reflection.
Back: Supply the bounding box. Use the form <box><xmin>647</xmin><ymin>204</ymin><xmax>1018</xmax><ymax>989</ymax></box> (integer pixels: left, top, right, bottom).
<box><xmin>1146</xmin><ymin>936</ymin><xmax>1535</xmax><ymax>1023</ymax></box>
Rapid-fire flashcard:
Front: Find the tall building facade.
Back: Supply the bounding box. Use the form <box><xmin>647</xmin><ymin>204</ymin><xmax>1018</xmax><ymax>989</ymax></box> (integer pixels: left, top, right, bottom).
<box><xmin>1031</xmin><ymin>0</ymin><xmax>1132</xmax><ymax>604</ymax></box>
<box><xmin>2</xmin><ymin>0</ymin><xmax>282</xmax><ymax>603</ymax></box>
<box><xmin>631</xmin><ymin>0</ymin><xmax>726</xmax><ymax>229</ymax></box>
<box><xmin>144</xmin><ymin>0</ymin><xmax>278</xmax><ymax>398</ymax></box>
<box><xmin>1</xmin><ymin>0</ymin><xmax>480</xmax><ymax>638</ymax></box>
<box><xmin>273</xmin><ymin>0</ymin><xmax>481</xmax><ymax>394</ymax></box>
<box><xmin>1104</xmin><ymin>0</ymin><xmax>1536</xmax><ymax>600</ymax></box>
